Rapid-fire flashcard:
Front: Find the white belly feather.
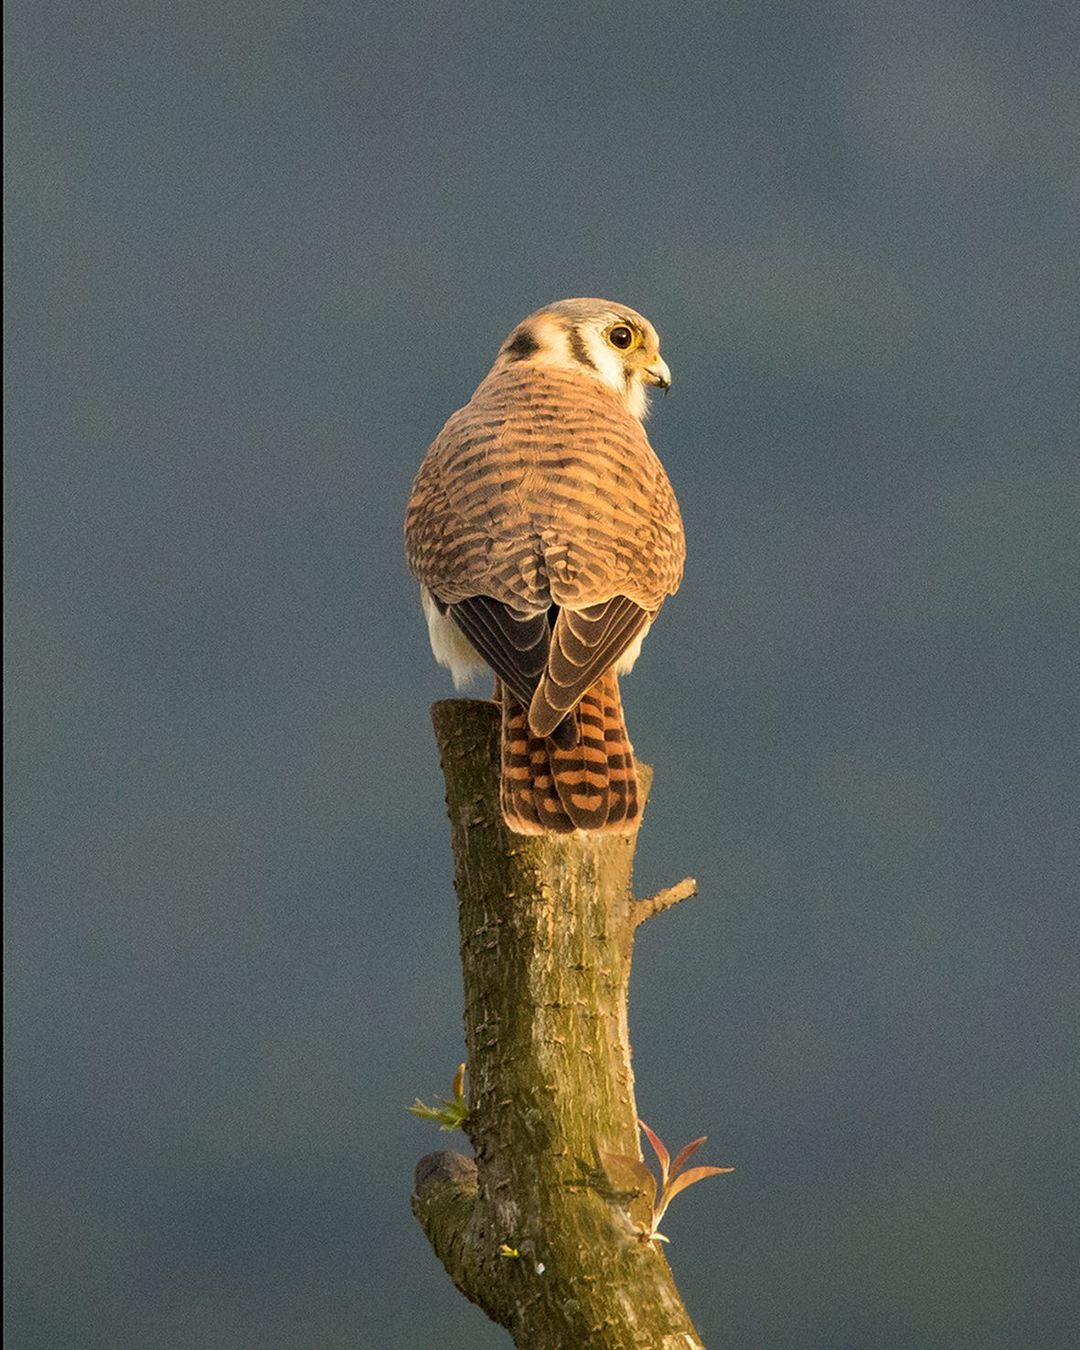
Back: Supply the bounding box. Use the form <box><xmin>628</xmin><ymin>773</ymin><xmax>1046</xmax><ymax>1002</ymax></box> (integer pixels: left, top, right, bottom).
<box><xmin>421</xmin><ymin>587</ymin><xmax>489</xmax><ymax>688</ymax></box>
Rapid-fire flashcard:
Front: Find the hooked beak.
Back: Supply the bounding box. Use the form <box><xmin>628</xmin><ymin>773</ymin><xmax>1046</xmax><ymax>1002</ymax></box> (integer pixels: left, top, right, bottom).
<box><xmin>643</xmin><ymin>357</ymin><xmax>672</xmax><ymax>393</ymax></box>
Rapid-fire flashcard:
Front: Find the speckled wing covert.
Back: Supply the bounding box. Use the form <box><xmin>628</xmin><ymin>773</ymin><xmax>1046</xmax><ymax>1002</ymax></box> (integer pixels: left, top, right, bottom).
<box><xmin>405</xmin><ymin>361</ymin><xmax>685</xmax><ymax>833</ymax></box>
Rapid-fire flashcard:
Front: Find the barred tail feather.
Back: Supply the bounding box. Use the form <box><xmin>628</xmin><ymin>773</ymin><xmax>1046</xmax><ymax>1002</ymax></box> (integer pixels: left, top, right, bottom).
<box><xmin>499</xmin><ymin>671</ymin><xmax>639</xmax><ymax>835</ymax></box>
<box><xmin>500</xmin><ymin>690</ymin><xmax>564</xmax><ymax>833</ymax></box>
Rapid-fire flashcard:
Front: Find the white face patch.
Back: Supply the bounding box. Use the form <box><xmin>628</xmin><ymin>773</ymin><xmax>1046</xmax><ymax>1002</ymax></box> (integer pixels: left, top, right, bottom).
<box><xmin>622</xmin><ymin>373</ymin><xmax>649</xmax><ymax>421</ymax></box>
<box><xmin>580</xmin><ymin>326</ymin><xmax>627</xmax><ymax>391</ymax></box>
<box><xmin>572</xmin><ymin>323</ymin><xmax>651</xmax><ymax>421</ymax></box>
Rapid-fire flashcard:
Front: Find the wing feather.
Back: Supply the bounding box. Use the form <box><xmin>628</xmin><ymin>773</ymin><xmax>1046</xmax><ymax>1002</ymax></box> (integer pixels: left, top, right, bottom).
<box><xmin>529</xmin><ymin>597</ymin><xmax>650</xmax><ymax>738</ymax></box>
<box><xmin>446</xmin><ymin>596</ymin><xmax>550</xmax><ymax>709</ymax></box>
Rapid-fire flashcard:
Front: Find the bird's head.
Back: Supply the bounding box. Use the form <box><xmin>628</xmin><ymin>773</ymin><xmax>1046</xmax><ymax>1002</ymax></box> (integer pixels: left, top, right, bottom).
<box><xmin>497</xmin><ymin>297</ymin><xmax>671</xmax><ymax>421</ymax></box>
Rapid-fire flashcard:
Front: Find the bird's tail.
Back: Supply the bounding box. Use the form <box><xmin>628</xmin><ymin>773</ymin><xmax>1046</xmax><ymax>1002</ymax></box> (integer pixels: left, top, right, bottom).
<box><xmin>499</xmin><ymin>669</ymin><xmax>639</xmax><ymax>834</ymax></box>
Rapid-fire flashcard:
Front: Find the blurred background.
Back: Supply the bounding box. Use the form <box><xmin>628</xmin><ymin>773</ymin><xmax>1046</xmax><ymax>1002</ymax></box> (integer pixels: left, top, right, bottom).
<box><xmin>5</xmin><ymin>2</ymin><xmax>1078</xmax><ymax>1346</ymax></box>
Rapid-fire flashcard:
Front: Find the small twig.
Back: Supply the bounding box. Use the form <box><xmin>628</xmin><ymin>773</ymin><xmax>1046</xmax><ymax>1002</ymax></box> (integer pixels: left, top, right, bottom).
<box><xmin>633</xmin><ymin>877</ymin><xmax>698</xmax><ymax>927</ymax></box>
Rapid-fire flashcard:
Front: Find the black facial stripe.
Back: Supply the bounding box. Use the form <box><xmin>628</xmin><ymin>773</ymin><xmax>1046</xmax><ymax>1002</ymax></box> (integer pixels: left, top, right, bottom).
<box><xmin>505</xmin><ymin>329</ymin><xmax>539</xmax><ymax>360</ymax></box>
<box><xmin>569</xmin><ymin>324</ymin><xmax>598</xmax><ymax>371</ymax></box>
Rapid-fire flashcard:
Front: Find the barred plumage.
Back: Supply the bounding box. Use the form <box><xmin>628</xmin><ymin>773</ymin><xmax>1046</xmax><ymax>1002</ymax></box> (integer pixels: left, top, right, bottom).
<box><xmin>405</xmin><ymin>298</ymin><xmax>685</xmax><ymax>835</ymax></box>
<box><xmin>500</xmin><ymin>671</ymin><xmax>638</xmax><ymax>833</ymax></box>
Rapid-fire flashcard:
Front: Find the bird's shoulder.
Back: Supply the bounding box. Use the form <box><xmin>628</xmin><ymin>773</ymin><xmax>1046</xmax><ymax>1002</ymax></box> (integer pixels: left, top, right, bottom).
<box><xmin>430</xmin><ymin>361</ymin><xmax>653</xmax><ymax>465</ymax></box>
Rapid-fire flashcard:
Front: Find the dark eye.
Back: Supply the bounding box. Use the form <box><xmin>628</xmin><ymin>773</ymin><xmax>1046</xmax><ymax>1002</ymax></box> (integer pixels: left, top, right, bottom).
<box><xmin>608</xmin><ymin>325</ymin><xmax>634</xmax><ymax>350</ymax></box>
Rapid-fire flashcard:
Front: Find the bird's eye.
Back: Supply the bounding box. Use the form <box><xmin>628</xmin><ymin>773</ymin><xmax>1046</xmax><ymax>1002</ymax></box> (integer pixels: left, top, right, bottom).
<box><xmin>607</xmin><ymin>325</ymin><xmax>635</xmax><ymax>351</ymax></box>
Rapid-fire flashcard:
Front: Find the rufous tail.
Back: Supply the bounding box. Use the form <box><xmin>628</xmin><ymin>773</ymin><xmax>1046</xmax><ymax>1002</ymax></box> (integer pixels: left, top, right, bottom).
<box><xmin>499</xmin><ymin>670</ymin><xmax>639</xmax><ymax>834</ymax></box>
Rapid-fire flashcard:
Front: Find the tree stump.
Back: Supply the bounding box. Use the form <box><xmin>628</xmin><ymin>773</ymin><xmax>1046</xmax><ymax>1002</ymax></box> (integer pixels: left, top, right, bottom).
<box><xmin>412</xmin><ymin>699</ymin><xmax>702</xmax><ymax>1349</ymax></box>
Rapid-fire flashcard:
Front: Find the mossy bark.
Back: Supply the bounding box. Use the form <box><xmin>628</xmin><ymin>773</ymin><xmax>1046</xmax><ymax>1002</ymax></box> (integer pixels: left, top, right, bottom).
<box><xmin>412</xmin><ymin>699</ymin><xmax>701</xmax><ymax>1349</ymax></box>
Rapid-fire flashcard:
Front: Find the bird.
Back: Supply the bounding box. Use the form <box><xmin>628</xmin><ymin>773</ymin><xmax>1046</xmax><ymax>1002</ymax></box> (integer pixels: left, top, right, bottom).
<box><xmin>405</xmin><ymin>298</ymin><xmax>685</xmax><ymax>835</ymax></box>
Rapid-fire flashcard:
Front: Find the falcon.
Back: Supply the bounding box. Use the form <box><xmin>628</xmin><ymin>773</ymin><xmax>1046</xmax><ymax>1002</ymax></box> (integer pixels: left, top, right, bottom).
<box><xmin>405</xmin><ymin>298</ymin><xmax>685</xmax><ymax>834</ymax></box>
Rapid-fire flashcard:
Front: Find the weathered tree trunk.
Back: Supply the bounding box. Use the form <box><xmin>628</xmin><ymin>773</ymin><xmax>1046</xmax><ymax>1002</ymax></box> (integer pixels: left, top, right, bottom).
<box><xmin>412</xmin><ymin>699</ymin><xmax>701</xmax><ymax>1349</ymax></box>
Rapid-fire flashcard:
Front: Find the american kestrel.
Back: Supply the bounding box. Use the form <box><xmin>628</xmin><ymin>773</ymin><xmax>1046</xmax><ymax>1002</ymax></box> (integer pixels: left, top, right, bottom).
<box><xmin>405</xmin><ymin>298</ymin><xmax>685</xmax><ymax>834</ymax></box>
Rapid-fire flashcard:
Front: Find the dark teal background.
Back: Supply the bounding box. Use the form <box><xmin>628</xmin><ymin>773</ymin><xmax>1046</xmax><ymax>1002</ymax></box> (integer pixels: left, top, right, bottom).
<box><xmin>6</xmin><ymin>2</ymin><xmax>1078</xmax><ymax>1346</ymax></box>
